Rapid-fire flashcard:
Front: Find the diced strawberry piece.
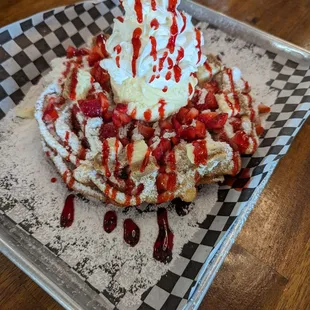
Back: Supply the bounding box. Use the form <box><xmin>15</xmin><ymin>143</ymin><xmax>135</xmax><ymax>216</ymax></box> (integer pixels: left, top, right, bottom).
<box><xmin>79</xmin><ymin>47</ymin><xmax>90</xmax><ymax>56</ymax></box>
<box><xmin>71</xmin><ymin>104</ymin><xmax>81</xmax><ymax>133</ymax></box>
<box><xmin>171</xmin><ymin>115</ymin><xmax>182</xmax><ymax>135</ymax></box>
<box><xmin>78</xmin><ymin>99</ymin><xmax>101</xmax><ymax>117</ymax></box>
<box><xmin>180</xmin><ymin>126</ymin><xmax>196</xmax><ymax>142</ymax></box>
<box><xmin>156</xmin><ymin>172</ymin><xmax>177</xmax><ymax>193</ymax></box>
<box><xmin>159</xmin><ymin>119</ymin><xmax>173</xmax><ymax>131</ymax></box>
<box><xmin>99</xmin><ymin>123</ymin><xmax>118</xmax><ymax>140</ymax></box>
<box><xmin>231</xmin><ymin>130</ymin><xmax>250</xmax><ymax>153</ymax></box>
<box><xmin>103</xmin><ymin>110</ymin><xmax>113</xmax><ymax>122</ymax></box>
<box><xmin>195</xmin><ymin>120</ymin><xmax>206</xmax><ymax>139</ymax></box>
<box><xmin>256</xmin><ymin>124</ymin><xmax>265</xmax><ymax>136</ymax></box>
<box><xmin>203</xmin><ymin>80</ymin><xmax>219</xmax><ymax>93</ymax></box>
<box><xmin>195</xmin><ymin>91</ymin><xmax>218</xmax><ymax>111</ymax></box>
<box><xmin>197</xmin><ymin>112</ymin><xmax>228</xmax><ymax>130</ymax></box>
<box><xmin>90</xmin><ymin>64</ymin><xmax>111</xmax><ymax>92</ymax></box>
<box><xmin>171</xmin><ymin>136</ymin><xmax>180</xmax><ymax>145</ymax></box>
<box><xmin>112</xmin><ymin>106</ymin><xmax>131</xmax><ymax>127</ymax></box>
<box><xmin>115</xmin><ymin>103</ymin><xmax>128</xmax><ymax>114</ymax></box>
<box><xmin>98</xmin><ymin>92</ymin><xmax>109</xmax><ymax>113</ymax></box>
<box><xmin>43</xmin><ymin>102</ymin><xmax>58</xmax><ymax>122</ymax></box>
<box><xmin>176</xmin><ymin>107</ymin><xmax>189</xmax><ymax>124</ymax></box>
<box><xmin>230</xmin><ymin>117</ymin><xmax>242</xmax><ymax>131</ymax></box>
<box><xmin>258</xmin><ymin>104</ymin><xmax>271</xmax><ymax>114</ymax></box>
<box><xmin>88</xmin><ymin>52</ymin><xmax>102</xmax><ymax>67</ymax></box>
<box><xmin>66</xmin><ymin>45</ymin><xmax>78</xmax><ymax>58</ymax></box>
<box><xmin>49</xmin><ymin>96</ymin><xmax>66</xmax><ymax>107</ymax></box>
<box><xmin>95</xmin><ymin>34</ymin><xmax>109</xmax><ymax>58</ymax></box>
<box><xmin>185</xmin><ymin>108</ymin><xmax>199</xmax><ymax>123</ymax></box>
<box><xmin>152</xmin><ymin>139</ymin><xmax>171</xmax><ymax>162</ymax></box>
<box><xmin>138</xmin><ymin>122</ymin><xmax>155</xmax><ymax>139</ymax></box>
<box><xmin>191</xmin><ymin>89</ymin><xmax>201</xmax><ymax>105</ymax></box>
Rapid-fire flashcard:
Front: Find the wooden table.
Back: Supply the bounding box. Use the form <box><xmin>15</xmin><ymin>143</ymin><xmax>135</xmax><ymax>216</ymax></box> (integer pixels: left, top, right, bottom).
<box><xmin>1</xmin><ymin>1</ymin><xmax>309</xmax><ymax>309</ymax></box>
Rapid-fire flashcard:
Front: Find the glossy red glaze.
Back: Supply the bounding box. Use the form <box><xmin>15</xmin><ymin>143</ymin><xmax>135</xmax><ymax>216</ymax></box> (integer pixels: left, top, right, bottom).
<box><xmin>124</xmin><ymin>219</ymin><xmax>140</xmax><ymax>247</ymax></box>
<box><xmin>153</xmin><ymin>208</ymin><xmax>174</xmax><ymax>263</ymax></box>
<box><xmin>60</xmin><ymin>194</ymin><xmax>75</xmax><ymax>228</ymax></box>
<box><xmin>131</xmin><ymin>27</ymin><xmax>142</xmax><ymax>77</ymax></box>
<box><xmin>103</xmin><ymin>210</ymin><xmax>117</xmax><ymax>233</ymax></box>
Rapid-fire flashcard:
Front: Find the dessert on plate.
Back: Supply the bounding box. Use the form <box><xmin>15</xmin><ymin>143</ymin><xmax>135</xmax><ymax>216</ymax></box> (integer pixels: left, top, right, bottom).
<box><xmin>35</xmin><ymin>0</ymin><xmax>270</xmax><ymax>207</ymax></box>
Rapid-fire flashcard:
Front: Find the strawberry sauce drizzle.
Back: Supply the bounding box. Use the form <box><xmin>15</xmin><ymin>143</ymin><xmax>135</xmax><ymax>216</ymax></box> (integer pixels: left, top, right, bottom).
<box><xmin>144</xmin><ymin>109</ymin><xmax>152</xmax><ymax>121</ymax></box>
<box><xmin>167</xmin><ymin>0</ymin><xmax>178</xmax><ymax>12</ymax></box>
<box><xmin>167</xmin><ymin>13</ymin><xmax>178</xmax><ymax>54</ymax></box>
<box><xmin>159</xmin><ymin>52</ymin><xmax>168</xmax><ymax>71</ymax></box>
<box><xmin>51</xmin><ymin>177</ymin><xmax>57</xmax><ymax>183</ymax></box>
<box><xmin>103</xmin><ymin>211</ymin><xmax>117</xmax><ymax>233</ymax></box>
<box><xmin>173</xmin><ymin>65</ymin><xmax>182</xmax><ymax>82</ymax></box>
<box><xmin>158</xmin><ymin>99</ymin><xmax>166</xmax><ymax>119</ymax></box>
<box><xmin>150</xmin><ymin>18</ymin><xmax>159</xmax><ymax>30</ymax></box>
<box><xmin>131</xmin><ymin>28</ymin><xmax>142</xmax><ymax>77</ymax></box>
<box><xmin>124</xmin><ymin>219</ymin><xmax>140</xmax><ymax>246</ymax></box>
<box><xmin>150</xmin><ymin>36</ymin><xmax>157</xmax><ymax>61</ymax></box>
<box><xmin>102</xmin><ymin>140</ymin><xmax>111</xmax><ymax>177</ymax></box>
<box><xmin>226</xmin><ymin>68</ymin><xmax>235</xmax><ymax>92</ymax></box>
<box><xmin>153</xmin><ymin>208</ymin><xmax>174</xmax><ymax>263</ymax></box>
<box><xmin>162</xmin><ymin>86</ymin><xmax>168</xmax><ymax>92</ymax></box>
<box><xmin>60</xmin><ymin>194</ymin><xmax>75</xmax><ymax>228</ymax></box>
<box><xmin>204</xmin><ymin>61</ymin><xmax>213</xmax><ymax>77</ymax></box>
<box><xmin>180</xmin><ymin>11</ymin><xmax>187</xmax><ymax>33</ymax></box>
<box><xmin>151</xmin><ymin>0</ymin><xmax>157</xmax><ymax>10</ymax></box>
<box><xmin>134</xmin><ymin>0</ymin><xmax>143</xmax><ymax>23</ymax></box>
<box><xmin>176</xmin><ymin>47</ymin><xmax>184</xmax><ymax>62</ymax></box>
<box><xmin>165</xmin><ymin>71</ymin><xmax>172</xmax><ymax>80</ymax></box>
<box><xmin>114</xmin><ymin>44</ymin><xmax>122</xmax><ymax>68</ymax></box>
<box><xmin>140</xmin><ymin>148</ymin><xmax>151</xmax><ymax>172</ymax></box>
<box><xmin>127</xmin><ymin>143</ymin><xmax>134</xmax><ymax>164</ymax></box>
<box><xmin>188</xmin><ymin>83</ymin><xmax>193</xmax><ymax>95</ymax></box>
<box><xmin>116</xmin><ymin>16</ymin><xmax>124</xmax><ymax>22</ymax></box>
<box><xmin>192</xmin><ymin>140</ymin><xmax>208</xmax><ymax>165</ymax></box>
<box><xmin>195</xmin><ymin>28</ymin><xmax>202</xmax><ymax>64</ymax></box>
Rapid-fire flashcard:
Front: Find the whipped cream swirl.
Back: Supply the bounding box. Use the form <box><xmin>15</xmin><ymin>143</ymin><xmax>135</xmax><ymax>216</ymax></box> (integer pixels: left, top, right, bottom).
<box><xmin>101</xmin><ymin>0</ymin><xmax>205</xmax><ymax>89</ymax></box>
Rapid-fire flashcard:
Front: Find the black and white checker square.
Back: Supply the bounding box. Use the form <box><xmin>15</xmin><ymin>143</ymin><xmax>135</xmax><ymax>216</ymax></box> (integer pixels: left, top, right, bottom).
<box><xmin>1</xmin><ymin>1</ymin><xmax>310</xmax><ymax>310</ymax></box>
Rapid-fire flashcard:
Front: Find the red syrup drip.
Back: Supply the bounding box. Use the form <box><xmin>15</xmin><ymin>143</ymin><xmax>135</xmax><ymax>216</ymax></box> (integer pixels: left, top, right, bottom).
<box><xmin>173</xmin><ymin>65</ymin><xmax>182</xmax><ymax>82</ymax></box>
<box><xmin>150</xmin><ymin>18</ymin><xmax>159</xmax><ymax>30</ymax></box>
<box><xmin>116</xmin><ymin>16</ymin><xmax>124</xmax><ymax>22</ymax></box>
<box><xmin>192</xmin><ymin>140</ymin><xmax>208</xmax><ymax>165</ymax></box>
<box><xmin>103</xmin><ymin>211</ymin><xmax>117</xmax><ymax>233</ymax></box>
<box><xmin>153</xmin><ymin>208</ymin><xmax>174</xmax><ymax>263</ymax></box>
<box><xmin>180</xmin><ymin>11</ymin><xmax>187</xmax><ymax>33</ymax></box>
<box><xmin>204</xmin><ymin>61</ymin><xmax>213</xmax><ymax>77</ymax></box>
<box><xmin>195</xmin><ymin>28</ymin><xmax>202</xmax><ymax>64</ymax></box>
<box><xmin>167</xmin><ymin>0</ymin><xmax>178</xmax><ymax>12</ymax></box>
<box><xmin>51</xmin><ymin>177</ymin><xmax>57</xmax><ymax>183</ymax></box>
<box><xmin>124</xmin><ymin>219</ymin><xmax>140</xmax><ymax>247</ymax></box>
<box><xmin>151</xmin><ymin>0</ymin><xmax>156</xmax><ymax>10</ymax></box>
<box><xmin>60</xmin><ymin>194</ymin><xmax>75</xmax><ymax>228</ymax></box>
<box><xmin>134</xmin><ymin>0</ymin><xmax>143</xmax><ymax>23</ymax></box>
<box><xmin>150</xmin><ymin>36</ymin><xmax>157</xmax><ymax>61</ymax></box>
<box><xmin>131</xmin><ymin>28</ymin><xmax>142</xmax><ymax>77</ymax></box>
<box><xmin>176</xmin><ymin>47</ymin><xmax>184</xmax><ymax>62</ymax></box>
<box><xmin>167</xmin><ymin>13</ymin><xmax>178</xmax><ymax>54</ymax></box>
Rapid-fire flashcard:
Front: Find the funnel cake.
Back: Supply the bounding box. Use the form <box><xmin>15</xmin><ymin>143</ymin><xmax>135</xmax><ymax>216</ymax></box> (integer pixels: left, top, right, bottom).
<box><xmin>35</xmin><ymin>2</ymin><xmax>269</xmax><ymax>207</ymax></box>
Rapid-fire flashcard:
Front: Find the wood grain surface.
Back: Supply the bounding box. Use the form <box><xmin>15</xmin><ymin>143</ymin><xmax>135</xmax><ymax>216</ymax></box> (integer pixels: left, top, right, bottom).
<box><xmin>1</xmin><ymin>1</ymin><xmax>309</xmax><ymax>310</ymax></box>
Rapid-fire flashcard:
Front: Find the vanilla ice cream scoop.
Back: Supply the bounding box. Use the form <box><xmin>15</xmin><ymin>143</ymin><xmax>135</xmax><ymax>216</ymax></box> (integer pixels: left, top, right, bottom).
<box><xmin>101</xmin><ymin>0</ymin><xmax>206</xmax><ymax>121</ymax></box>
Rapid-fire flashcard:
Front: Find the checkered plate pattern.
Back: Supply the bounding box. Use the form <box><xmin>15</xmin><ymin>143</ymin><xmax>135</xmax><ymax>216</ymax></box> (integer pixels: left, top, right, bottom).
<box><xmin>0</xmin><ymin>1</ymin><xmax>309</xmax><ymax>309</ymax></box>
